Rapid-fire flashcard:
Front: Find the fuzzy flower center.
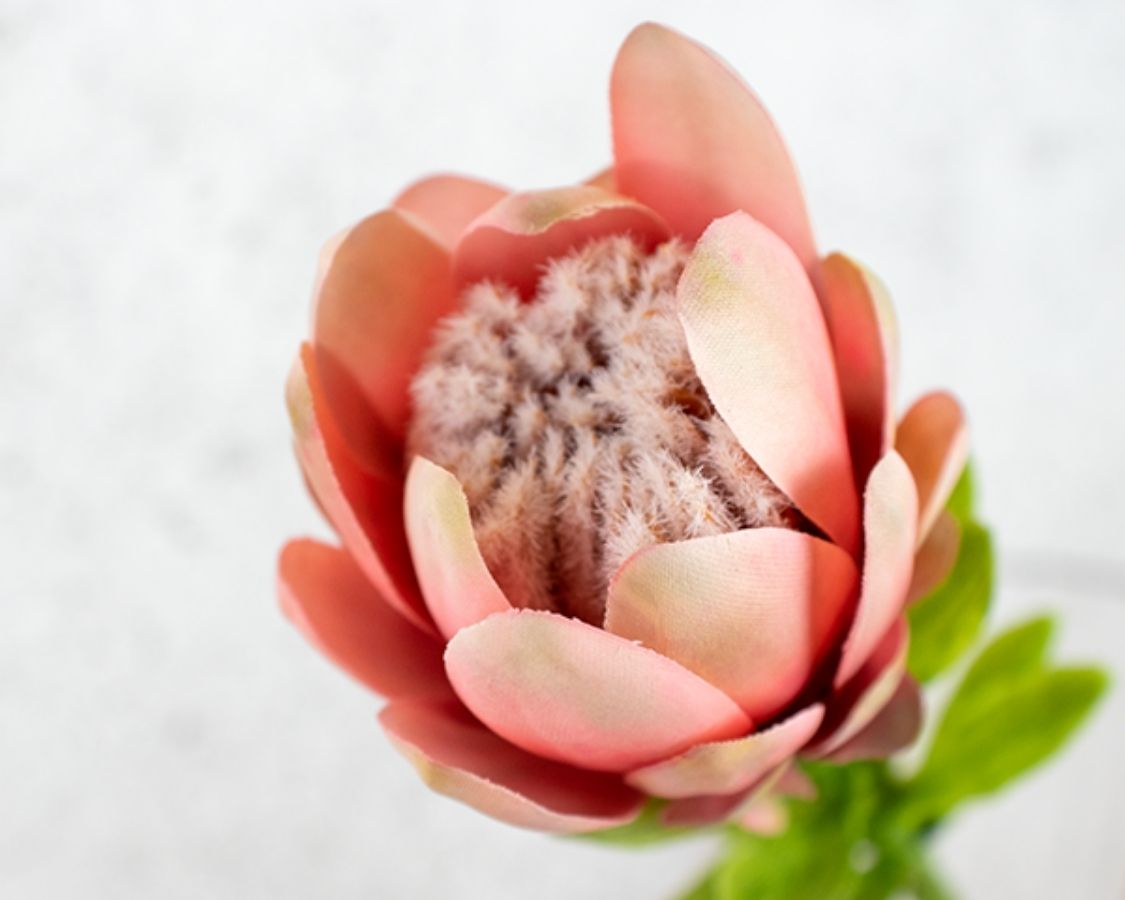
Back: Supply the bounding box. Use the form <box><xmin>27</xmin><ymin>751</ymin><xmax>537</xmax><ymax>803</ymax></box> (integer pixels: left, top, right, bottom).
<box><xmin>408</xmin><ymin>235</ymin><xmax>795</xmax><ymax>625</ymax></box>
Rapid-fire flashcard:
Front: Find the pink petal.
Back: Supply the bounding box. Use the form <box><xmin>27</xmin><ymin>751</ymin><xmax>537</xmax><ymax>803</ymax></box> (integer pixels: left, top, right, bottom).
<box><xmin>392</xmin><ymin>174</ymin><xmax>507</xmax><ymax>249</ymax></box>
<box><xmin>403</xmin><ymin>456</ymin><xmax>512</xmax><ymax>640</ymax></box>
<box><xmin>605</xmin><ymin>528</ymin><xmax>858</xmax><ymax>721</ymax></box>
<box><xmin>834</xmin><ymin>451</ymin><xmax>919</xmax><ymax>687</ymax></box>
<box><xmin>625</xmin><ymin>704</ymin><xmax>823</xmax><ymax>799</ymax></box>
<box><xmin>907</xmin><ymin>510</ymin><xmax>961</xmax><ymax>604</ymax></box>
<box><xmin>677</xmin><ymin>212</ymin><xmax>859</xmax><ymax>554</ymax></box>
<box><xmin>312</xmin><ymin>209</ymin><xmax>457</xmax><ymax>442</ymax></box>
<box><xmin>611</xmin><ymin>23</ymin><xmax>816</xmax><ymax>266</ymax></box>
<box><xmin>444</xmin><ymin>610</ymin><xmax>751</xmax><ymax>772</ymax></box>
<box><xmin>286</xmin><ymin>346</ymin><xmax>435</xmax><ymax>636</ymax></box>
<box><xmin>736</xmin><ymin>795</ymin><xmax>788</xmax><ymax>835</ymax></box>
<box><xmin>452</xmin><ymin>185</ymin><xmax>671</xmax><ymax>298</ymax></box>
<box><xmin>379</xmin><ymin>698</ymin><xmax>644</xmax><ymax>834</ymax></box>
<box><xmin>584</xmin><ymin>166</ymin><xmax>616</xmax><ymax>191</ymax></box>
<box><xmin>660</xmin><ymin>764</ymin><xmax>787</xmax><ymax>828</ymax></box>
<box><xmin>824</xmin><ymin>676</ymin><xmax>922</xmax><ymax>763</ymax></box>
<box><xmin>818</xmin><ymin>253</ymin><xmax>899</xmax><ymax>487</ymax></box>
<box><xmin>896</xmin><ymin>391</ymin><xmax>969</xmax><ymax>545</ymax></box>
<box><xmin>277</xmin><ymin>539</ymin><xmax>450</xmax><ymax>698</ymax></box>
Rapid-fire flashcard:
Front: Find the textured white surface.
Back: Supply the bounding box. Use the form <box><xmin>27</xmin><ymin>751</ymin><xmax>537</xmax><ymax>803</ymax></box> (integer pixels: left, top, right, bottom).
<box><xmin>2</xmin><ymin>1</ymin><xmax>1123</xmax><ymax>898</ymax></box>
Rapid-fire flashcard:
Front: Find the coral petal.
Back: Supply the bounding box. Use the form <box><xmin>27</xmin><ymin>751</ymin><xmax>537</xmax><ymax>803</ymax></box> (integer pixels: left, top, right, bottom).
<box><xmin>452</xmin><ymin>185</ymin><xmax>670</xmax><ymax>298</ymax></box>
<box><xmin>584</xmin><ymin>166</ymin><xmax>616</xmax><ymax>191</ymax></box>
<box><xmin>403</xmin><ymin>456</ymin><xmax>512</xmax><ymax>639</ymax></box>
<box><xmin>444</xmin><ymin>610</ymin><xmax>752</xmax><ymax>772</ymax></box>
<box><xmin>907</xmin><ymin>511</ymin><xmax>961</xmax><ymax>604</ymax></box>
<box><xmin>277</xmin><ymin>539</ymin><xmax>450</xmax><ymax>698</ymax></box>
<box><xmin>611</xmin><ymin>23</ymin><xmax>816</xmax><ymax>265</ymax></box>
<box><xmin>896</xmin><ymin>391</ymin><xmax>970</xmax><ymax>545</ymax></box>
<box><xmin>312</xmin><ymin>209</ymin><xmax>457</xmax><ymax>442</ymax></box>
<box><xmin>625</xmin><ymin>704</ymin><xmax>823</xmax><ymax>799</ymax></box>
<box><xmin>660</xmin><ymin>764</ymin><xmax>786</xmax><ymax>828</ymax></box>
<box><xmin>287</xmin><ymin>346</ymin><xmax>435</xmax><ymax>635</ymax></box>
<box><xmin>379</xmin><ymin>698</ymin><xmax>643</xmax><ymax>833</ymax></box>
<box><xmin>825</xmin><ymin>676</ymin><xmax>922</xmax><ymax>763</ymax></box>
<box><xmin>835</xmin><ymin>451</ymin><xmax>919</xmax><ymax>687</ymax></box>
<box><xmin>606</xmin><ymin>529</ymin><xmax>858</xmax><ymax>721</ymax></box>
<box><xmin>392</xmin><ymin>174</ymin><xmax>507</xmax><ymax>248</ymax></box>
<box><xmin>677</xmin><ymin>213</ymin><xmax>859</xmax><ymax>553</ymax></box>
<box><xmin>818</xmin><ymin>253</ymin><xmax>899</xmax><ymax>486</ymax></box>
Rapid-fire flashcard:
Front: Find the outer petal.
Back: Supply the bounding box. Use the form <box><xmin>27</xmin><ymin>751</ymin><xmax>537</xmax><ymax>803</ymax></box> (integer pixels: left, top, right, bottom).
<box><xmin>907</xmin><ymin>510</ymin><xmax>961</xmax><ymax>604</ymax></box>
<box><xmin>403</xmin><ymin>456</ymin><xmax>512</xmax><ymax>639</ymax></box>
<box><xmin>834</xmin><ymin>451</ymin><xmax>919</xmax><ymax>688</ymax></box>
<box><xmin>444</xmin><ymin>610</ymin><xmax>752</xmax><ymax>772</ymax></box>
<box><xmin>896</xmin><ymin>391</ymin><xmax>969</xmax><ymax>545</ymax></box>
<box><xmin>605</xmin><ymin>529</ymin><xmax>858</xmax><ymax>721</ymax></box>
<box><xmin>312</xmin><ymin>209</ymin><xmax>457</xmax><ymax>442</ymax></box>
<box><xmin>379</xmin><ymin>698</ymin><xmax>643</xmax><ymax>834</ymax></box>
<box><xmin>818</xmin><ymin>253</ymin><xmax>899</xmax><ymax>486</ymax></box>
<box><xmin>277</xmin><ymin>539</ymin><xmax>450</xmax><ymax>698</ymax></box>
<box><xmin>660</xmin><ymin>764</ymin><xmax>787</xmax><ymax>828</ymax></box>
<box><xmin>677</xmin><ymin>212</ymin><xmax>859</xmax><ymax>553</ymax></box>
<box><xmin>611</xmin><ymin>23</ymin><xmax>816</xmax><ymax>266</ymax></box>
<box><xmin>625</xmin><ymin>704</ymin><xmax>823</xmax><ymax>799</ymax></box>
<box><xmin>584</xmin><ymin>166</ymin><xmax>616</xmax><ymax>191</ymax></box>
<box><xmin>452</xmin><ymin>185</ymin><xmax>670</xmax><ymax>298</ymax></box>
<box><xmin>392</xmin><ymin>174</ymin><xmax>507</xmax><ymax>248</ymax></box>
<box><xmin>286</xmin><ymin>346</ymin><xmax>435</xmax><ymax>635</ymax></box>
<box><xmin>824</xmin><ymin>676</ymin><xmax>922</xmax><ymax>763</ymax></box>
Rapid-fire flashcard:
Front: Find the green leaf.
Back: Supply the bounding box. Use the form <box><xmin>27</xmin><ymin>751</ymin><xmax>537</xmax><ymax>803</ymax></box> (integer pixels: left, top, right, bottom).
<box><xmin>945</xmin><ymin>462</ymin><xmax>975</xmax><ymax>524</ymax></box>
<box><xmin>952</xmin><ymin>616</ymin><xmax>1053</xmax><ymax>709</ymax></box>
<box><xmin>573</xmin><ymin>800</ymin><xmax>699</xmax><ymax>848</ymax></box>
<box><xmin>907</xmin><ymin>521</ymin><xmax>994</xmax><ymax>681</ymax></box>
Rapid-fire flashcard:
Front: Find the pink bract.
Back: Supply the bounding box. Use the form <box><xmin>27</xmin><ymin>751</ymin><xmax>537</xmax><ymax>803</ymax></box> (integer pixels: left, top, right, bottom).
<box><xmin>279</xmin><ymin>22</ymin><xmax>968</xmax><ymax>832</ymax></box>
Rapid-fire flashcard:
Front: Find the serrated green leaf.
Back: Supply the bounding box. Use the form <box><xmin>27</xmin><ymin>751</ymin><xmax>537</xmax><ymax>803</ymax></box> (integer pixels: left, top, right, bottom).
<box><xmin>573</xmin><ymin>799</ymin><xmax>698</xmax><ymax>848</ymax></box>
<box><xmin>907</xmin><ymin>521</ymin><xmax>993</xmax><ymax>681</ymax></box>
<box><xmin>946</xmin><ymin>462</ymin><xmax>975</xmax><ymax>524</ymax></box>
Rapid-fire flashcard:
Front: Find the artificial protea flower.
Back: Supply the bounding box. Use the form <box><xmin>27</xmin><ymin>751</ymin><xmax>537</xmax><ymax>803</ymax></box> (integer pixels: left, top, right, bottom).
<box><xmin>277</xmin><ymin>22</ymin><xmax>969</xmax><ymax>834</ymax></box>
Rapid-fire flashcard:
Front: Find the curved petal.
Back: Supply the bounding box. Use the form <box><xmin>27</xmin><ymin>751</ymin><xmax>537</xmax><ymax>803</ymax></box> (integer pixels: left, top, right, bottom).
<box><xmin>896</xmin><ymin>391</ymin><xmax>969</xmax><ymax>545</ymax></box>
<box><xmin>379</xmin><ymin>698</ymin><xmax>643</xmax><ymax>834</ymax></box>
<box><xmin>278</xmin><ymin>539</ymin><xmax>450</xmax><ymax>698</ymax></box>
<box><xmin>392</xmin><ymin>174</ymin><xmax>507</xmax><ymax>249</ymax></box>
<box><xmin>605</xmin><ymin>528</ymin><xmax>858</xmax><ymax>721</ymax></box>
<box><xmin>312</xmin><ymin>209</ymin><xmax>457</xmax><ymax>442</ymax></box>
<box><xmin>444</xmin><ymin>610</ymin><xmax>752</xmax><ymax>772</ymax></box>
<box><xmin>611</xmin><ymin>23</ymin><xmax>816</xmax><ymax>266</ymax></box>
<box><xmin>907</xmin><ymin>510</ymin><xmax>961</xmax><ymax>604</ymax></box>
<box><xmin>818</xmin><ymin>253</ymin><xmax>899</xmax><ymax>486</ymax></box>
<box><xmin>286</xmin><ymin>346</ymin><xmax>435</xmax><ymax>635</ymax></box>
<box><xmin>403</xmin><ymin>456</ymin><xmax>512</xmax><ymax>640</ymax></box>
<box><xmin>834</xmin><ymin>451</ymin><xmax>919</xmax><ymax>687</ymax></box>
<box><xmin>660</xmin><ymin>764</ymin><xmax>787</xmax><ymax>828</ymax></box>
<box><xmin>677</xmin><ymin>212</ymin><xmax>859</xmax><ymax>553</ymax></box>
<box><xmin>625</xmin><ymin>704</ymin><xmax>823</xmax><ymax>799</ymax></box>
<box><xmin>736</xmin><ymin>795</ymin><xmax>789</xmax><ymax>835</ymax></box>
<box><xmin>584</xmin><ymin>166</ymin><xmax>616</xmax><ymax>191</ymax></box>
<box><xmin>824</xmin><ymin>676</ymin><xmax>922</xmax><ymax>763</ymax></box>
<box><xmin>452</xmin><ymin>185</ymin><xmax>670</xmax><ymax>298</ymax></box>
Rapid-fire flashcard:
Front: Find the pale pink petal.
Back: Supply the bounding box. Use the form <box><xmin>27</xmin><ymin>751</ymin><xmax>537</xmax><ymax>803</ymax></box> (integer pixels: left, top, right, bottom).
<box><xmin>824</xmin><ymin>676</ymin><xmax>922</xmax><ymax>763</ymax></box>
<box><xmin>452</xmin><ymin>185</ymin><xmax>670</xmax><ymax>298</ymax></box>
<box><xmin>774</xmin><ymin>765</ymin><xmax>816</xmax><ymax>800</ymax></box>
<box><xmin>611</xmin><ymin>23</ymin><xmax>816</xmax><ymax>266</ymax></box>
<box><xmin>392</xmin><ymin>174</ymin><xmax>507</xmax><ymax>249</ymax></box>
<box><xmin>907</xmin><ymin>511</ymin><xmax>961</xmax><ymax>604</ymax></box>
<box><xmin>677</xmin><ymin>212</ymin><xmax>859</xmax><ymax>553</ymax></box>
<box><xmin>286</xmin><ymin>346</ymin><xmax>435</xmax><ymax>636</ymax></box>
<box><xmin>379</xmin><ymin>698</ymin><xmax>643</xmax><ymax>833</ymax></box>
<box><xmin>312</xmin><ymin>209</ymin><xmax>457</xmax><ymax>442</ymax></box>
<box><xmin>834</xmin><ymin>451</ymin><xmax>919</xmax><ymax>687</ymax></box>
<box><xmin>584</xmin><ymin>166</ymin><xmax>616</xmax><ymax>191</ymax></box>
<box><xmin>660</xmin><ymin>764</ymin><xmax>787</xmax><ymax>828</ymax></box>
<box><xmin>444</xmin><ymin>610</ymin><xmax>752</xmax><ymax>772</ymax></box>
<box><xmin>606</xmin><ymin>529</ymin><xmax>857</xmax><ymax>721</ymax></box>
<box><xmin>403</xmin><ymin>456</ymin><xmax>512</xmax><ymax>639</ymax></box>
<box><xmin>896</xmin><ymin>391</ymin><xmax>969</xmax><ymax>545</ymax></box>
<box><xmin>277</xmin><ymin>539</ymin><xmax>450</xmax><ymax>698</ymax></box>
<box><xmin>818</xmin><ymin>253</ymin><xmax>899</xmax><ymax>486</ymax></box>
<box><xmin>625</xmin><ymin>704</ymin><xmax>823</xmax><ymax>799</ymax></box>
<box><xmin>736</xmin><ymin>795</ymin><xmax>788</xmax><ymax>835</ymax></box>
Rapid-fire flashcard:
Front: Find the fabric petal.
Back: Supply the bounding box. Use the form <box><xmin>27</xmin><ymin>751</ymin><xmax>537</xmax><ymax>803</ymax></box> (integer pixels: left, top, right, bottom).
<box><xmin>660</xmin><ymin>764</ymin><xmax>787</xmax><ymax>828</ymax></box>
<box><xmin>611</xmin><ymin>23</ymin><xmax>816</xmax><ymax>266</ymax></box>
<box><xmin>896</xmin><ymin>391</ymin><xmax>969</xmax><ymax>545</ymax></box>
<box><xmin>625</xmin><ymin>704</ymin><xmax>823</xmax><ymax>799</ymax></box>
<box><xmin>379</xmin><ymin>698</ymin><xmax>644</xmax><ymax>834</ymax></box>
<box><xmin>392</xmin><ymin>174</ymin><xmax>507</xmax><ymax>248</ymax></box>
<box><xmin>452</xmin><ymin>185</ymin><xmax>670</xmax><ymax>298</ymax></box>
<box><xmin>824</xmin><ymin>676</ymin><xmax>922</xmax><ymax>763</ymax></box>
<box><xmin>278</xmin><ymin>539</ymin><xmax>450</xmax><ymax>698</ymax></box>
<box><xmin>444</xmin><ymin>610</ymin><xmax>752</xmax><ymax>773</ymax></box>
<box><xmin>677</xmin><ymin>212</ymin><xmax>859</xmax><ymax>553</ymax></box>
<box><xmin>605</xmin><ymin>528</ymin><xmax>857</xmax><ymax>721</ymax></box>
<box><xmin>403</xmin><ymin>456</ymin><xmax>512</xmax><ymax>639</ymax></box>
<box><xmin>584</xmin><ymin>167</ymin><xmax>616</xmax><ymax>191</ymax></box>
<box><xmin>907</xmin><ymin>510</ymin><xmax>961</xmax><ymax>604</ymax></box>
<box><xmin>834</xmin><ymin>451</ymin><xmax>919</xmax><ymax>687</ymax></box>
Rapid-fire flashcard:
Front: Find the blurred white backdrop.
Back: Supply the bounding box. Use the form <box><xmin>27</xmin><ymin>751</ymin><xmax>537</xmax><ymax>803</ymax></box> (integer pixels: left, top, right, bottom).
<box><xmin>2</xmin><ymin>1</ymin><xmax>1124</xmax><ymax>897</ymax></box>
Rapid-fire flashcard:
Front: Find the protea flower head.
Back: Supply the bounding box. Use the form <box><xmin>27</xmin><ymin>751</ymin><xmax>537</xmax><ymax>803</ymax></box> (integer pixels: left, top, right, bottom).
<box><xmin>278</xmin><ymin>22</ymin><xmax>969</xmax><ymax>833</ymax></box>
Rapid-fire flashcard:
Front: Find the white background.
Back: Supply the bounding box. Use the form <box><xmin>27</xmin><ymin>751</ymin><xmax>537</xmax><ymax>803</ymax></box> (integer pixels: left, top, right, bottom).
<box><xmin>3</xmin><ymin>1</ymin><xmax>1124</xmax><ymax>897</ymax></box>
